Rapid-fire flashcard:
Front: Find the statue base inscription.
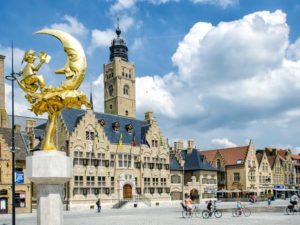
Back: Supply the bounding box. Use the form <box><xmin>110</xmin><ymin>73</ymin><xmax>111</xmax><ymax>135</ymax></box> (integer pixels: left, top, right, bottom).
<box><xmin>26</xmin><ymin>151</ymin><xmax>72</xmax><ymax>225</ymax></box>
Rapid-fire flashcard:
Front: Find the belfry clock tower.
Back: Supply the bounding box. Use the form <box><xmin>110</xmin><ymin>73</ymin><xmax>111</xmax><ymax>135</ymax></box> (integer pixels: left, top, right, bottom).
<box><xmin>103</xmin><ymin>23</ymin><xmax>136</xmax><ymax>118</ymax></box>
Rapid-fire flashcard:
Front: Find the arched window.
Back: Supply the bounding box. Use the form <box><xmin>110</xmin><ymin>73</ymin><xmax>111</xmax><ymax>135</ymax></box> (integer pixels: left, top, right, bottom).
<box><xmin>123</xmin><ymin>85</ymin><xmax>129</xmax><ymax>96</ymax></box>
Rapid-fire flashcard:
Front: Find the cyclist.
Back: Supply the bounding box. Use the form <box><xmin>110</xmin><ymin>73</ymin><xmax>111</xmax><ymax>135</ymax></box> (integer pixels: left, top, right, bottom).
<box><xmin>236</xmin><ymin>199</ymin><xmax>243</xmax><ymax>215</ymax></box>
<box><xmin>290</xmin><ymin>193</ymin><xmax>299</xmax><ymax>210</ymax></box>
<box><xmin>184</xmin><ymin>194</ymin><xmax>193</xmax><ymax>214</ymax></box>
<box><xmin>207</xmin><ymin>200</ymin><xmax>213</xmax><ymax>215</ymax></box>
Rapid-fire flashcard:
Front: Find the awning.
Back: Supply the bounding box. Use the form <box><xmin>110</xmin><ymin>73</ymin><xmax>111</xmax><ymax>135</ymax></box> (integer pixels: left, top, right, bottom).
<box><xmin>273</xmin><ymin>188</ymin><xmax>297</xmax><ymax>191</ymax></box>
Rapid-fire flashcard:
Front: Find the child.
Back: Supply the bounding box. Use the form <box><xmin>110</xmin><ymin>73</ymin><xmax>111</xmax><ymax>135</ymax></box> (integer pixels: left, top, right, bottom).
<box><xmin>20</xmin><ymin>49</ymin><xmax>47</xmax><ymax>93</ymax></box>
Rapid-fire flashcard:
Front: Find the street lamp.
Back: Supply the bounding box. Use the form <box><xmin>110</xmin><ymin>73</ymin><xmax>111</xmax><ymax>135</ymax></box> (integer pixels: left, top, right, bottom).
<box><xmin>5</xmin><ymin>41</ymin><xmax>20</xmax><ymax>225</ymax></box>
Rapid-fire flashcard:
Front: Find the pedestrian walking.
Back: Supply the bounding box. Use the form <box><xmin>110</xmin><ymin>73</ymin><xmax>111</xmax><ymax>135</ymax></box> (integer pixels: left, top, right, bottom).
<box><xmin>96</xmin><ymin>198</ymin><xmax>101</xmax><ymax>213</ymax></box>
<box><xmin>267</xmin><ymin>197</ymin><xmax>272</xmax><ymax>208</ymax></box>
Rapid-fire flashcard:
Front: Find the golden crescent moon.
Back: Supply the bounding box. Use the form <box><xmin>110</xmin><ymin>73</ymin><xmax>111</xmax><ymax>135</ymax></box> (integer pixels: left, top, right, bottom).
<box><xmin>35</xmin><ymin>29</ymin><xmax>86</xmax><ymax>90</ymax></box>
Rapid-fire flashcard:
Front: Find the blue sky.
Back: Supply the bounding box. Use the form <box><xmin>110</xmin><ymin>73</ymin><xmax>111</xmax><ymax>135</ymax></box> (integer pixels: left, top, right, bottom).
<box><xmin>1</xmin><ymin>0</ymin><xmax>300</xmax><ymax>153</ymax></box>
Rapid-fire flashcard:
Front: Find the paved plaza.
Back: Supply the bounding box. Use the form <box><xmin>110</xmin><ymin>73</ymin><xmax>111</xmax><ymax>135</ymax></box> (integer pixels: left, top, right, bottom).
<box><xmin>1</xmin><ymin>200</ymin><xmax>299</xmax><ymax>225</ymax></box>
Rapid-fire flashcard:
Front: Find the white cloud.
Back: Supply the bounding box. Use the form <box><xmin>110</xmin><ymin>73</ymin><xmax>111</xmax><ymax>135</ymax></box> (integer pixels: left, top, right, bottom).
<box><xmin>46</xmin><ymin>15</ymin><xmax>88</xmax><ymax>38</ymax></box>
<box><xmin>88</xmin><ymin>14</ymin><xmax>135</xmax><ymax>54</ymax></box>
<box><xmin>190</xmin><ymin>0</ymin><xmax>238</xmax><ymax>8</ymax></box>
<box><xmin>119</xmin><ymin>15</ymin><xmax>135</xmax><ymax>32</ymax></box>
<box><xmin>110</xmin><ymin>0</ymin><xmax>136</xmax><ymax>14</ymax></box>
<box><xmin>211</xmin><ymin>138</ymin><xmax>237</xmax><ymax>148</ymax></box>
<box><xmin>136</xmin><ymin>75</ymin><xmax>176</xmax><ymax>118</ymax></box>
<box><xmin>88</xmin><ymin>29</ymin><xmax>115</xmax><ymax>53</ymax></box>
<box><xmin>172</xmin><ymin>10</ymin><xmax>288</xmax><ymax>85</ymax></box>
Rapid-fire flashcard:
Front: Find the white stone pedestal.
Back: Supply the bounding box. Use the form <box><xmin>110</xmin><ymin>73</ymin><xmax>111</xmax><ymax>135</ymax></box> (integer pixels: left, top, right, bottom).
<box><xmin>26</xmin><ymin>151</ymin><xmax>72</xmax><ymax>225</ymax></box>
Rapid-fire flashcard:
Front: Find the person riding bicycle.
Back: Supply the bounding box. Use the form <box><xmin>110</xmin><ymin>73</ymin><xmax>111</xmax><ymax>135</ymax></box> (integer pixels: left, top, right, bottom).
<box><xmin>237</xmin><ymin>199</ymin><xmax>243</xmax><ymax>215</ymax></box>
<box><xmin>184</xmin><ymin>194</ymin><xmax>193</xmax><ymax>213</ymax></box>
<box><xmin>207</xmin><ymin>200</ymin><xmax>213</xmax><ymax>214</ymax></box>
<box><xmin>290</xmin><ymin>193</ymin><xmax>299</xmax><ymax>210</ymax></box>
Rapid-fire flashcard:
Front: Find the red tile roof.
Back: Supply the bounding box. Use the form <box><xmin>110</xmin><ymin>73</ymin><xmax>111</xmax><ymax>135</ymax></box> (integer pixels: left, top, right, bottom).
<box><xmin>201</xmin><ymin>146</ymin><xmax>249</xmax><ymax>166</ymax></box>
<box><xmin>291</xmin><ymin>154</ymin><xmax>300</xmax><ymax>160</ymax></box>
<box><xmin>277</xmin><ymin>149</ymin><xmax>288</xmax><ymax>160</ymax></box>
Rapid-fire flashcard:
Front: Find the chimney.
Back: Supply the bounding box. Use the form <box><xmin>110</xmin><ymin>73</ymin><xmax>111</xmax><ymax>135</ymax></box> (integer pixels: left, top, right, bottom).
<box><xmin>177</xmin><ymin>140</ymin><xmax>184</xmax><ymax>151</ymax></box>
<box><xmin>144</xmin><ymin>112</ymin><xmax>154</xmax><ymax>124</ymax></box>
<box><xmin>26</xmin><ymin>119</ymin><xmax>36</xmax><ymax>133</ymax></box>
<box><xmin>187</xmin><ymin>139</ymin><xmax>195</xmax><ymax>150</ymax></box>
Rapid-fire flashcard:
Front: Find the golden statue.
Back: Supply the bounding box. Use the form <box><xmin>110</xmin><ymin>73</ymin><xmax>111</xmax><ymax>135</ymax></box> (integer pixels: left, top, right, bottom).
<box><xmin>17</xmin><ymin>29</ymin><xmax>90</xmax><ymax>150</ymax></box>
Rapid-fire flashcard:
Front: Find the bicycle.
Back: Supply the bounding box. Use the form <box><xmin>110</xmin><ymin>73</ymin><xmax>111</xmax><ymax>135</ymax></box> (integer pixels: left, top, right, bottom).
<box><xmin>232</xmin><ymin>207</ymin><xmax>251</xmax><ymax>217</ymax></box>
<box><xmin>202</xmin><ymin>206</ymin><xmax>222</xmax><ymax>219</ymax></box>
<box><xmin>286</xmin><ymin>204</ymin><xmax>300</xmax><ymax>215</ymax></box>
<box><xmin>180</xmin><ymin>202</ymin><xmax>201</xmax><ymax>218</ymax></box>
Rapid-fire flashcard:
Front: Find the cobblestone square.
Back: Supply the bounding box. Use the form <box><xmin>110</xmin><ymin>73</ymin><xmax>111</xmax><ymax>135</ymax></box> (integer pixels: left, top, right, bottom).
<box><xmin>1</xmin><ymin>203</ymin><xmax>299</xmax><ymax>225</ymax></box>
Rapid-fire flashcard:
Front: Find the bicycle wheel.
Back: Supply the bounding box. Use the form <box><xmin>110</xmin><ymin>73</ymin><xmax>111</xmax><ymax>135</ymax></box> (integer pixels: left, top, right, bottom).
<box><xmin>243</xmin><ymin>208</ymin><xmax>251</xmax><ymax>217</ymax></box>
<box><xmin>182</xmin><ymin>211</ymin><xmax>190</xmax><ymax>218</ymax></box>
<box><xmin>286</xmin><ymin>206</ymin><xmax>294</xmax><ymax>215</ymax></box>
<box><xmin>202</xmin><ymin>210</ymin><xmax>210</xmax><ymax>219</ymax></box>
<box><xmin>232</xmin><ymin>209</ymin><xmax>239</xmax><ymax>217</ymax></box>
<box><xmin>193</xmin><ymin>208</ymin><xmax>202</xmax><ymax>218</ymax></box>
<box><xmin>214</xmin><ymin>210</ymin><xmax>222</xmax><ymax>218</ymax></box>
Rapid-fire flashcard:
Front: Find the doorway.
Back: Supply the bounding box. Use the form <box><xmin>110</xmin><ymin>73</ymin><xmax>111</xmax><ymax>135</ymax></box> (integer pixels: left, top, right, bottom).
<box><xmin>123</xmin><ymin>184</ymin><xmax>132</xmax><ymax>200</ymax></box>
<box><xmin>0</xmin><ymin>198</ymin><xmax>7</xmax><ymax>214</ymax></box>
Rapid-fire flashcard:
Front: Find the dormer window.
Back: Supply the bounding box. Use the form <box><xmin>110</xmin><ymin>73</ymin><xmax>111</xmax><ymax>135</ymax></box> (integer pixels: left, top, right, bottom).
<box><xmin>112</xmin><ymin>122</ymin><xmax>120</xmax><ymax>131</ymax></box>
<box><xmin>98</xmin><ymin>119</ymin><xmax>105</xmax><ymax>127</ymax></box>
<box><xmin>125</xmin><ymin>124</ymin><xmax>133</xmax><ymax>133</ymax></box>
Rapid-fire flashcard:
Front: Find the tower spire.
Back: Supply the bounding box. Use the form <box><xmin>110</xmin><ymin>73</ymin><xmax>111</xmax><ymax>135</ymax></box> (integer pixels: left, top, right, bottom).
<box><xmin>116</xmin><ymin>17</ymin><xmax>121</xmax><ymax>37</ymax></box>
<box><xmin>109</xmin><ymin>18</ymin><xmax>128</xmax><ymax>62</ymax></box>
<box><xmin>90</xmin><ymin>82</ymin><xmax>94</xmax><ymax>111</ymax></box>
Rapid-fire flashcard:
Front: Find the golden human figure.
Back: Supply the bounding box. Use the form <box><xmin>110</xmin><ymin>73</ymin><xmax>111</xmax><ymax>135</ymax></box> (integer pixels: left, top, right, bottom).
<box><xmin>17</xmin><ymin>29</ymin><xmax>90</xmax><ymax>150</ymax></box>
<box><xmin>20</xmin><ymin>49</ymin><xmax>47</xmax><ymax>93</ymax></box>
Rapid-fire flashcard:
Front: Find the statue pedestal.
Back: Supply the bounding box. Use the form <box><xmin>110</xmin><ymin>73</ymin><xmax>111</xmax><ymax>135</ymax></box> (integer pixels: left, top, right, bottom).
<box><xmin>26</xmin><ymin>151</ymin><xmax>72</xmax><ymax>225</ymax></box>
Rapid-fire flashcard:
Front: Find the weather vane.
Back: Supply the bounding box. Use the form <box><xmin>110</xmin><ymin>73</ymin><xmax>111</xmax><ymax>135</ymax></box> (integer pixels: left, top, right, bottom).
<box><xmin>17</xmin><ymin>29</ymin><xmax>90</xmax><ymax>150</ymax></box>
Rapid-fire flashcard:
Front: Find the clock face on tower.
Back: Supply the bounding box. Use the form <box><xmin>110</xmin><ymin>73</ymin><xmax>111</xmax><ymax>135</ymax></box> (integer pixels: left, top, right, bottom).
<box><xmin>108</xmin><ymin>84</ymin><xmax>114</xmax><ymax>97</ymax></box>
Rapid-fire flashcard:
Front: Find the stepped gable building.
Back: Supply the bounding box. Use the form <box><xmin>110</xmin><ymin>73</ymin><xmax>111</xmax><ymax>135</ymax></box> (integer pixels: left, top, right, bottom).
<box><xmin>29</xmin><ymin>25</ymin><xmax>171</xmax><ymax>208</ymax></box>
<box><xmin>255</xmin><ymin>149</ymin><xmax>273</xmax><ymax>197</ymax></box>
<box><xmin>170</xmin><ymin>140</ymin><xmax>218</xmax><ymax>203</ymax></box>
<box><xmin>200</xmin><ymin>140</ymin><xmax>259</xmax><ymax>197</ymax></box>
<box><xmin>0</xmin><ymin>55</ymin><xmax>32</xmax><ymax>214</ymax></box>
<box><xmin>264</xmin><ymin>148</ymin><xmax>295</xmax><ymax>198</ymax></box>
<box><xmin>290</xmin><ymin>154</ymin><xmax>300</xmax><ymax>191</ymax></box>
